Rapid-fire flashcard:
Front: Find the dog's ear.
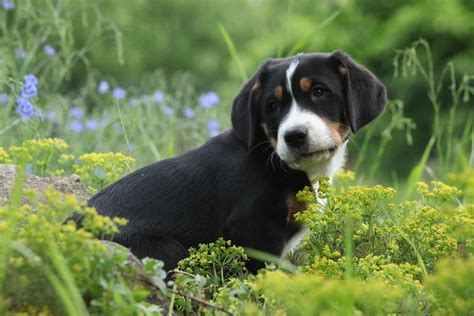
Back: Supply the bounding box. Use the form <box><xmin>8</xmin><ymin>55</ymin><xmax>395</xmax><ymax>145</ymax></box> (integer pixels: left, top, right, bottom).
<box><xmin>231</xmin><ymin>62</ymin><xmax>268</xmax><ymax>150</ymax></box>
<box><xmin>330</xmin><ymin>50</ymin><xmax>388</xmax><ymax>133</ymax></box>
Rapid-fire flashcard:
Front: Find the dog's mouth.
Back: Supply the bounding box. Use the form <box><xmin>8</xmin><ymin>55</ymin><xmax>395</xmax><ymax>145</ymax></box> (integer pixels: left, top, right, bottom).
<box><xmin>299</xmin><ymin>145</ymin><xmax>338</xmax><ymax>159</ymax></box>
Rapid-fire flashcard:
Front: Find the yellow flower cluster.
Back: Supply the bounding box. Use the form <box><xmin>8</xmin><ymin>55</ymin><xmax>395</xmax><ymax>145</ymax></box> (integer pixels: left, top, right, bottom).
<box><xmin>0</xmin><ymin>147</ymin><xmax>12</xmax><ymax>163</ymax></box>
<box><xmin>73</xmin><ymin>152</ymin><xmax>135</xmax><ymax>192</ymax></box>
<box><xmin>177</xmin><ymin>238</ymin><xmax>248</xmax><ymax>285</ymax></box>
<box><xmin>448</xmin><ymin>168</ymin><xmax>474</xmax><ymax>200</ymax></box>
<box><xmin>416</xmin><ymin>181</ymin><xmax>462</xmax><ymax>201</ymax></box>
<box><xmin>7</xmin><ymin>138</ymin><xmax>70</xmax><ymax>176</ymax></box>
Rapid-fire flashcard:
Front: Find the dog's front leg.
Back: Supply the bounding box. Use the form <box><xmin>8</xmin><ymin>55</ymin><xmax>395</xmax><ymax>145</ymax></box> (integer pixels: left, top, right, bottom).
<box><xmin>223</xmin><ymin>216</ymin><xmax>286</xmax><ymax>273</ymax></box>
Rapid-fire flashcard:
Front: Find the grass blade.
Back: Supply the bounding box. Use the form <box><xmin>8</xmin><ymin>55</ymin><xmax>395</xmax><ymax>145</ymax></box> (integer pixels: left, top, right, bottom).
<box><xmin>218</xmin><ymin>23</ymin><xmax>247</xmax><ymax>82</ymax></box>
<box><xmin>403</xmin><ymin>137</ymin><xmax>435</xmax><ymax>199</ymax></box>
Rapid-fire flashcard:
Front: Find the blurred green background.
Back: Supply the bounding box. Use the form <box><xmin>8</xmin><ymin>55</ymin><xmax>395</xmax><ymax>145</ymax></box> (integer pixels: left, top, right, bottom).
<box><xmin>1</xmin><ymin>0</ymin><xmax>473</xmax><ymax>184</ymax></box>
<box><xmin>75</xmin><ymin>0</ymin><xmax>473</xmax><ymax>179</ymax></box>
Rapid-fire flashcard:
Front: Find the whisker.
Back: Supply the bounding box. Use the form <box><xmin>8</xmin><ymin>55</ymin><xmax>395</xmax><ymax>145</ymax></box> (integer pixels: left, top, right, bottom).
<box><xmin>248</xmin><ymin>140</ymin><xmax>271</xmax><ymax>154</ymax></box>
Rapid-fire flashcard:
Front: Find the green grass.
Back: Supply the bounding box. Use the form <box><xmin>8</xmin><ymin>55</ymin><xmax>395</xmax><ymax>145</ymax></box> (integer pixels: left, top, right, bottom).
<box><xmin>0</xmin><ymin>1</ymin><xmax>473</xmax><ymax>315</ymax></box>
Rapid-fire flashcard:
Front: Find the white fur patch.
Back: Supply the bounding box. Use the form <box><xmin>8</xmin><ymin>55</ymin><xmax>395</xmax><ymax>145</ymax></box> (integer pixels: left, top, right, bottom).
<box><xmin>277</xmin><ymin>63</ymin><xmax>348</xmax><ymax>180</ymax></box>
<box><xmin>281</xmin><ymin>226</ymin><xmax>308</xmax><ymax>257</ymax></box>
<box><xmin>285</xmin><ymin>61</ymin><xmax>299</xmax><ymax>97</ymax></box>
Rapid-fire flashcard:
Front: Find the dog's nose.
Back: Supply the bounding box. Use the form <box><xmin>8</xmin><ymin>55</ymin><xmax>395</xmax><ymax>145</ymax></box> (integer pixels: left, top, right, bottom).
<box><xmin>284</xmin><ymin>127</ymin><xmax>307</xmax><ymax>148</ymax></box>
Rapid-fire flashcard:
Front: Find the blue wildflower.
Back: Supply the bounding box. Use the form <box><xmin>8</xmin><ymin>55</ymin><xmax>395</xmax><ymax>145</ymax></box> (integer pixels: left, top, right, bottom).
<box><xmin>70</xmin><ymin>106</ymin><xmax>85</xmax><ymax>118</ymax></box>
<box><xmin>99</xmin><ymin>118</ymin><xmax>109</xmax><ymax>127</ymax></box>
<box><xmin>68</xmin><ymin>120</ymin><xmax>84</xmax><ymax>133</ymax></box>
<box><xmin>98</xmin><ymin>80</ymin><xmax>109</xmax><ymax>94</ymax></box>
<box><xmin>199</xmin><ymin>91</ymin><xmax>220</xmax><ymax>109</ymax></box>
<box><xmin>113</xmin><ymin>122</ymin><xmax>123</xmax><ymax>134</ymax></box>
<box><xmin>113</xmin><ymin>87</ymin><xmax>126</xmax><ymax>100</ymax></box>
<box><xmin>26</xmin><ymin>163</ymin><xmax>32</xmax><ymax>175</ymax></box>
<box><xmin>45</xmin><ymin>111</ymin><xmax>58</xmax><ymax>123</ymax></box>
<box><xmin>24</xmin><ymin>74</ymin><xmax>39</xmax><ymax>86</ymax></box>
<box><xmin>85</xmin><ymin>119</ymin><xmax>99</xmax><ymax>130</ymax></box>
<box><xmin>15</xmin><ymin>98</ymin><xmax>34</xmax><ymax>120</ymax></box>
<box><xmin>15</xmin><ymin>48</ymin><xmax>28</xmax><ymax>59</ymax></box>
<box><xmin>93</xmin><ymin>167</ymin><xmax>107</xmax><ymax>178</ymax></box>
<box><xmin>129</xmin><ymin>98</ymin><xmax>139</xmax><ymax>107</ymax></box>
<box><xmin>44</xmin><ymin>44</ymin><xmax>56</xmax><ymax>56</ymax></box>
<box><xmin>0</xmin><ymin>94</ymin><xmax>8</xmax><ymax>104</ymax></box>
<box><xmin>207</xmin><ymin>119</ymin><xmax>220</xmax><ymax>137</ymax></box>
<box><xmin>154</xmin><ymin>91</ymin><xmax>164</xmax><ymax>103</ymax></box>
<box><xmin>183</xmin><ymin>108</ymin><xmax>195</xmax><ymax>119</ymax></box>
<box><xmin>2</xmin><ymin>0</ymin><xmax>14</xmax><ymax>10</ymax></box>
<box><xmin>162</xmin><ymin>106</ymin><xmax>174</xmax><ymax>117</ymax></box>
<box><xmin>20</xmin><ymin>82</ymin><xmax>37</xmax><ymax>99</ymax></box>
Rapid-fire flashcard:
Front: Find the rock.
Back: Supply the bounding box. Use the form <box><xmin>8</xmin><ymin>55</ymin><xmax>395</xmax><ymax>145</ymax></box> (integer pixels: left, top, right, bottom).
<box><xmin>0</xmin><ymin>164</ymin><xmax>91</xmax><ymax>206</ymax></box>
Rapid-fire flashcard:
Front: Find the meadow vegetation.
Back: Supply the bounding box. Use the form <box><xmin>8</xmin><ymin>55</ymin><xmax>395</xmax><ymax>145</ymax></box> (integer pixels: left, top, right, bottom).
<box><xmin>0</xmin><ymin>1</ymin><xmax>473</xmax><ymax>315</ymax></box>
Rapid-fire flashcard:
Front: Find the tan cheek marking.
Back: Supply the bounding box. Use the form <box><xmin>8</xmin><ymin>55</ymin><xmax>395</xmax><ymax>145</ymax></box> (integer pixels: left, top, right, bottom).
<box><xmin>321</xmin><ymin>118</ymin><xmax>350</xmax><ymax>145</ymax></box>
<box><xmin>261</xmin><ymin>123</ymin><xmax>277</xmax><ymax>149</ymax></box>
<box><xmin>287</xmin><ymin>193</ymin><xmax>307</xmax><ymax>225</ymax></box>
<box><xmin>299</xmin><ymin>77</ymin><xmax>312</xmax><ymax>92</ymax></box>
<box><xmin>274</xmin><ymin>86</ymin><xmax>283</xmax><ymax>101</ymax></box>
<box><xmin>338</xmin><ymin>66</ymin><xmax>347</xmax><ymax>76</ymax></box>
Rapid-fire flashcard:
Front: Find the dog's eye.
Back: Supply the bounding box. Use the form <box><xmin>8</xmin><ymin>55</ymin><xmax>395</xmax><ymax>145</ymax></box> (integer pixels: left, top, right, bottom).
<box><xmin>266</xmin><ymin>100</ymin><xmax>279</xmax><ymax>112</ymax></box>
<box><xmin>311</xmin><ymin>85</ymin><xmax>327</xmax><ymax>98</ymax></box>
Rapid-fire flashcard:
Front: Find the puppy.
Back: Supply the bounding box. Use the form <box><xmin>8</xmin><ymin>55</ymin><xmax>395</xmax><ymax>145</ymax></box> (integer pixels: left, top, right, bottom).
<box><xmin>72</xmin><ymin>51</ymin><xmax>387</xmax><ymax>272</ymax></box>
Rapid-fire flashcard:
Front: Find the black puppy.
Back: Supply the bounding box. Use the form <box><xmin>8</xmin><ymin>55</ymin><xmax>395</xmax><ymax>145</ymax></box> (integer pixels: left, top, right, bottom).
<box><xmin>73</xmin><ymin>51</ymin><xmax>387</xmax><ymax>272</ymax></box>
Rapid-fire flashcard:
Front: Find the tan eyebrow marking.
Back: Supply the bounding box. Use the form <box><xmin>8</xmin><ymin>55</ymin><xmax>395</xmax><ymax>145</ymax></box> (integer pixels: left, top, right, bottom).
<box><xmin>274</xmin><ymin>85</ymin><xmax>283</xmax><ymax>101</ymax></box>
<box><xmin>299</xmin><ymin>77</ymin><xmax>312</xmax><ymax>92</ymax></box>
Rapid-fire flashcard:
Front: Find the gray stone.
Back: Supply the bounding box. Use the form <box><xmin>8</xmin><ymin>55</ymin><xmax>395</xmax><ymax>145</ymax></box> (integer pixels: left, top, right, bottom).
<box><xmin>0</xmin><ymin>164</ymin><xmax>91</xmax><ymax>206</ymax></box>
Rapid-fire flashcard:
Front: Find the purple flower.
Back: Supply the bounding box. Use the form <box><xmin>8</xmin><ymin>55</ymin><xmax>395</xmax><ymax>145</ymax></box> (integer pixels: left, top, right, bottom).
<box><xmin>85</xmin><ymin>120</ymin><xmax>99</xmax><ymax>130</ymax></box>
<box><xmin>15</xmin><ymin>48</ymin><xmax>28</xmax><ymax>59</ymax></box>
<box><xmin>98</xmin><ymin>80</ymin><xmax>109</xmax><ymax>94</ymax></box>
<box><xmin>113</xmin><ymin>122</ymin><xmax>123</xmax><ymax>134</ymax></box>
<box><xmin>199</xmin><ymin>91</ymin><xmax>220</xmax><ymax>109</ymax></box>
<box><xmin>70</xmin><ymin>106</ymin><xmax>85</xmax><ymax>118</ymax></box>
<box><xmin>162</xmin><ymin>106</ymin><xmax>174</xmax><ymax>117</ymax></box>
<box><xmin>93</xmin><ymin>167</ymin><xmax>107</xmax><ymax>178</ymax></box>
<box><xmin>24</xmin><ymin>74</ymin><xmax>39</xmax><ymax>86</ymax></box>
<box><xmin>2</xmin><ymin>0</ymin><xmax>14</xmax><ymax>10</ymax></box>
<box><xmin>20</xmin><ymin>82</ymin><xmax>37</xmax><ymax>99</ymax></box>
<box><xmin>0</xmin><ymin>94</ymin><xmax>8</xmax><ymax>104</ymax></box>
<box><xmin>129</xmin><ymin>98</ymin><xmax>139</xmax><ymax>107</ymax></box>
<box><xmin>113</xmin><ymin>87</ymin><xmax>126</xmax><ymax>100</ymax></box>
<box><xmin>207</xmin><ymin>118</ymin><xmax>220</xmax><ymax>137</ymax></box>
<box><xmin>99</xmin><ymin>118</ymin><xmax>109</xmax><ymax>127</ymax></box>
<box><xmin>16</xmin><ymin>98</ymin><xmax>34</xmax><ymax>120</ymax></box>
<box><xmin>68</xmin><ymin>120</ymin><xmax>84</xmax><ymax>133</ymax></box>
<box><xmin>44</xmin><ymin>44</ymin><xmax>56</xmax><ymax>56</ymax></box>
<box><xmin>154</xmin><ymin>91</ymin><xmax>164</xmax><ymax>103</ymax></box>
<box><xmin>26</xmin><ymin>163</ymin><xmax>32</xmax><ymax>175</ymax></box>
<box><xmin>183</xmin><ymin>108</ymin><xmax>195</xmax><ymax>119</ymax></box>
<box><xmin>45</xmin><ymin>111</ymin><xmax>58</xmax><ymax>123</ymax></box>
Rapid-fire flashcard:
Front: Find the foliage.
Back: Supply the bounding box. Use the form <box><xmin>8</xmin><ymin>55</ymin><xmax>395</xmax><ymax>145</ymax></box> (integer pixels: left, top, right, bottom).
<box><xmin>177</xmin><ymin>238</ymin><xmax>248</xmax><ymax>287</ymax></box>
<box><xmin>1</xmin><ymin>0</ymin><xmax>473</xmax><ymax>315</ymax></box>
<box><xmin>0</xmin><ymin>139</ymin><xmax>134</xmax><ymax>192</ymax></box>
<box><xmin>0</xmin><ymin>183</ymin><xmax>165</xmax><ymax>315</ymax></box>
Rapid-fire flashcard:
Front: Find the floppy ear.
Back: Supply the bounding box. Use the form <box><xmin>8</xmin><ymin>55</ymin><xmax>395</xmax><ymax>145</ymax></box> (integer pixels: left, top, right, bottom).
<box><xmin>330</xmin><ymin>50</ymin><xmax>388</xmax><ymax>132</ymax></box>
<box><xmin>231</xmin><ymin>62</ymin><xmax>267</xmax><ymax>150</ymax></box>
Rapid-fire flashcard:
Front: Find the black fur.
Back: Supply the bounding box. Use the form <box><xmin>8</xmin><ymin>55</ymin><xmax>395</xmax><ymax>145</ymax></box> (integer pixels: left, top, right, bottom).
<box><xmin>67</xmin><ymin>51</ymin><xmax>387</xmax><ymax>273</ymax></box>
<box><xmin>330</xmin><ymin>51</ymin><xmax>388</xmax><ymax>132</ymax></box>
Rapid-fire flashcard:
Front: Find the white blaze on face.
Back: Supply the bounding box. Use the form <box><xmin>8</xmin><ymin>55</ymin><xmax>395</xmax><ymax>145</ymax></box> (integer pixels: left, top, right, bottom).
<box><xmin>276</xmin><ymin>60</ymin><xmax>337</xmax><ymax>173</ymax></box>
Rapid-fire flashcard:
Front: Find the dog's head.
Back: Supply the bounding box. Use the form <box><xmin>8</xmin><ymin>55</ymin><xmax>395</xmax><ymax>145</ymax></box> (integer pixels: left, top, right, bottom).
<box><xmin>231</xmin><ymin>51</ymin><xmax>387</xmax><ymax>174</ymax></box>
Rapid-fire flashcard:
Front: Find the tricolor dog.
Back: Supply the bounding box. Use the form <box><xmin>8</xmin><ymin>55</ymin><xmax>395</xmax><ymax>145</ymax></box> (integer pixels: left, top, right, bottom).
<box><xmin>70</xmin><ymin>51</ymin><xmax>387</xmax><ymax>272</ymax></box>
